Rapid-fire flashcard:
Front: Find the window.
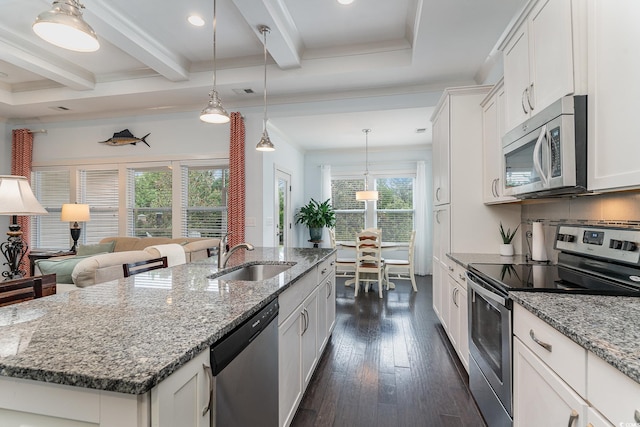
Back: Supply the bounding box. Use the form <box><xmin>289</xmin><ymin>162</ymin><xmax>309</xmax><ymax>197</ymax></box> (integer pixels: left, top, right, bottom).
<box><xmin>31</xmin><ymin>169</ymin><xmax>71</xmax><ymax>249</ymax></box>
<box><xmin>127</xmin><ymin>167</ymin><xmax>173</xmax><ymax>238</ymax></box>
<box><xmin>375</xmin><ymin>177</ymin><xmax>414</xmax><ymax>242</ymax></box>
<box><xmin>78</xmin><ymin>169</ymin><xmax>119</xmax><ymax>244</ymax></box>
<box><xmin>181</xmin><ymin>165</ymin><xmax>229</xmax><ymax>238</ymax></box>
<box><xmin>331</xmin><ymin>177</ymin><xmax>365</xmax><ymax>242</ymax></box>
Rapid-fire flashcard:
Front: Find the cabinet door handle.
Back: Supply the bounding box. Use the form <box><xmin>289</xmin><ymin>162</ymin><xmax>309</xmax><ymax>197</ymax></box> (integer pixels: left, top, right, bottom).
<box><xmin>521</xmin><ymin>88</ymin><xmax>529</xmax><ymax>114</ymax></box>
<box><xmin>567</xmin><ymin>409</ymin><xmax>578</xmax><ymax>427</ymax></box>
<box><xmin>435</xmin><ymin>210</ymin><xmax>441</xmax><ymax>224</ymax></box>
<box><xmin>436</xmin><ymin>187</ymin><xmax>441</xmax><ymax>201</ymax></box>
<box><xmin>330</xmin><ymin>261</ymin><xmax>335</xmax><ymax>266</ymax></box>
<box><xmin>458</xmin><ymin>273</ymin><xmax>465</xmax><ymax>282</ymax></box>
<box><xmin>448</xmin><ymin>266</ymin><xmax>454</xmax><ymax>272</ymax></box>
<box><xmin>327</xmin><ymin>280</ymin><xmax>332</xmax><ymax>298</ymax></box>
<box><xmin>302</xmin><ymin>308</ymin><xmax>309</xmax><ymax>334</ymax></box>
<box><xmin>634</xmin><ymin>409</ymin><xmax>640</xmax><ymax>423</ymax></box>
<box><xmin>321</xmin><ymin>268</ymin><xmax>327</xmax><ymax>275</ymax></box>
<box><xmin>529</xmin><ymin>329</ymin><xmax>552</xmax><ymax>352</ymax></box>
<box><xmin>527</xmin><ymin>82</ymin><xmax>535</xmax><ymax>111</ymax></box>
<box><xmin>202</xmin><ymin>363</ymin><xmax>214</xmax><ymax>416</ymax></box>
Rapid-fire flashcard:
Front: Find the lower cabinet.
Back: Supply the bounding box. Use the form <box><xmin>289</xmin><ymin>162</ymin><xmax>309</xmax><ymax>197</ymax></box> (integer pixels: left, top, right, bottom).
<box><xmin>513</xmin><ymin>338</ymin><xmax>587</xmax><ymax>427</ymax></box>
<box><xmin>278</xmin><ymin>255</ymin><xmax>337</xmax><ymax>427</ymax></box>
<box><xmin>443</xmin><ymin>263</ymin><xmax>469</xmax><ymax>372</ymax></box>
<box><xmin>151</xmin><ymin>348</ymin><xmax>212</xmax><ymax>427</ymax></box>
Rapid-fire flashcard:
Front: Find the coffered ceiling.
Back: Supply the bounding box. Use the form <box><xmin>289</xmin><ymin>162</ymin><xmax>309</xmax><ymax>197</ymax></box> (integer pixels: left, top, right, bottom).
<box><xmin>0</xmin><ymin>0</ymin><xmax>526</xmax><ymax>150</ymax></box>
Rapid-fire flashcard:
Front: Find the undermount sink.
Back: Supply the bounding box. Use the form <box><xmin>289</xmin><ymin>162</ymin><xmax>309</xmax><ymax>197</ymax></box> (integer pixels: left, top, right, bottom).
<box><xmin>212</xmin><ymin>263</ymin><xmax>294</xmax><ymax>282</ymax></box>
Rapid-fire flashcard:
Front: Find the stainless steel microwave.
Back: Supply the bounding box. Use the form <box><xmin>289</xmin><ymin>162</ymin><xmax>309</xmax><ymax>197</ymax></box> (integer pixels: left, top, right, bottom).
<box><xmin>502</xmin><ymin>95</ymin><xmax>587</xmax><ymax>199</ymax></box>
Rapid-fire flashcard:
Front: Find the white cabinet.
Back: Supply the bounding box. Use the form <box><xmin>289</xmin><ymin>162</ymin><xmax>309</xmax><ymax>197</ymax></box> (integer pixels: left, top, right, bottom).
<box><xmin>513</xmin><ymin>338</ymin><xmax>588</xmax><ymax>427</ymax></box>
<box><xmin>481</xmin><ymin>80</ymin><xmax>518</xmax><ymax>204</ymax></box>
<box><xmin>446</xmin><ymin>268</ymin><xmax>468</xmax><ymax>371</ymax></box>
<box><xmin>501</xmin><ymin>0</ymin><xmax>586</xmax><ymax>134</ymax></box>
<box><xmin>432</xmin><ymin>96</ymin><xmax>450</xmax><ymax>206</ymax></box>
<box><xmin>587</xmin><ymin>1</ymin><xmax>640</xmax><ymax>191</ymax></box>
<box><xmin>432</xmin><ymin>204</ymin><xmax>450</xmax><ymax>325</ymax></box>
<box><xmin>278</xmin><ymin>254</ymin><xmax>336</xmax><ymax>427</ymax></box>
<box><xmin>151</xmin><ymin>349</ymin><xmax>212</xmax><ymax>427</ymax></box>
<box><xmin>514</xmin><ymin>302</ymin><xmax>640</xmax><ymax>427</ymax></box>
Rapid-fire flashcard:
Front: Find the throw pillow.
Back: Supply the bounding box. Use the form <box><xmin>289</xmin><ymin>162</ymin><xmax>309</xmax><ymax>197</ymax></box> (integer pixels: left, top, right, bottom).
<box><xmin>35</xmin><ymin>255</ymin><xmax>93</xmax><ymax>284</ymax></box>
<box><xmin>77</xmin><ymin>241</ymin><xmax>116</xmax><ymax>256</ymax></box>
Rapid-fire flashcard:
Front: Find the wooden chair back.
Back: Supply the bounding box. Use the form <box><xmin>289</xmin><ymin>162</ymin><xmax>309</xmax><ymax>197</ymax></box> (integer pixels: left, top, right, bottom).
<box><xmin>356</xmin><ymin>230</ymin><xmax>382</xmax><ymax>268</ymax></box>
<box><xmin>123</xmin><ymin>256</ymin><xmax>168</xmax><ymax>277</ymax></box>
<box><xmin>0</xmin><ymin>276</ymin><xmax>45</xmax><ymax>307</ymax></box>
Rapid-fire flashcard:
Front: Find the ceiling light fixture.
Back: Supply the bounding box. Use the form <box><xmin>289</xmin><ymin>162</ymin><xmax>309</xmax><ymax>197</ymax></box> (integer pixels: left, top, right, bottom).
<box><xmin>337</xmin><ymin>0</ymin><xmax>355</xmax><ymax>5</ymax></box>
<box><xmin>256</xmin><ymin>25</ymin><xmax>275</xmax><ymax>152</ymax></box>
<box><xmin>32</xmin><ymin>0</ymin><xmax>100</xmax><ymax>52</ymax></box>
<box><xmin>355</xmin><ymin>129</ymin><xmax>378</xmax><ymax>201</ymax></box>
<box><xmin>199</xmin><ymin>0</ymin><xmax>230</xmax><ymax>124</ymax></box>
<box><xmin>188</xmin><ymin>15</ymin><xmax>205</xmax><ymax>27</ymax></box>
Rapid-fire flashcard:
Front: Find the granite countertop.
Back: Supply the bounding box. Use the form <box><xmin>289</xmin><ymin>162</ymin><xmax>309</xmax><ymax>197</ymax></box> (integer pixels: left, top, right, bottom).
<box><xmin>511</xmin><ymin>292</ymin><xmax>640</xmax><ymax>384</ymax></box>
<box><xmin>0</xmin><ymin>247</ymin><xmax>334</xmax><ymax>395</ymax></box>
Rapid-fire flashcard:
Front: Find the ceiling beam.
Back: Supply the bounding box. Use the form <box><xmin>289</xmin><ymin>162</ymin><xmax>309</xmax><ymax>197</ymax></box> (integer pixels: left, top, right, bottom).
<box><xmin>0</xmin><ymin>25</ymin><xmax>95</xmax><ymax>90</ymax></box>
<box><xmin>232</xmin><ymin>0</ymin><xmax>303</xmax><ymax>70</ymax></box>
<box><xmin>85</xmin><ymin>0</ymin><xmax>190</xmax><ymax>82</ymax></box>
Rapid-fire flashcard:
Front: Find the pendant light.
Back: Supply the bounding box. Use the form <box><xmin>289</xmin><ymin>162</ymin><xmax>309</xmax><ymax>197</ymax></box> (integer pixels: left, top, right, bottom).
<box><xmin>33</xmin><ymin>0</ymin><xmax>99</xmax><ymax>52</ymax></box>
<box><xmin>200</xmin><ymin>0</ymin><xmax>230</xmax><ymax>124</ymax></box>
<box><xmin>355</xmin><ymin>129</ymin><xmax>379</xmax><ymax>201</ymax></box>
<box><xmin>256</xmin><ymin>25</ymin><xmax>275</xmax><ymax>152</ymax></box>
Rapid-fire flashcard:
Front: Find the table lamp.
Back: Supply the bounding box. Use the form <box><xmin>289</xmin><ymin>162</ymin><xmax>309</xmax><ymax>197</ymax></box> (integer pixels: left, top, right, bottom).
<box><xmin>0</xmin><ymin>176</ymin><xmax>48</xmax><ymax>279</ymax></box>
<box><xmin>61</xmin><ymin>203</ymin><xmax>90</xmax><ymax>252</ymax></box>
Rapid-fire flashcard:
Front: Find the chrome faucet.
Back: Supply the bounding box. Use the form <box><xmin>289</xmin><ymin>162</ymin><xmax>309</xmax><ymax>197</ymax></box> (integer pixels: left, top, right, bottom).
<box><xmin>218</xmin><ymin>233</ymin><xmax>255</xmax><ymax>268</ymax></box>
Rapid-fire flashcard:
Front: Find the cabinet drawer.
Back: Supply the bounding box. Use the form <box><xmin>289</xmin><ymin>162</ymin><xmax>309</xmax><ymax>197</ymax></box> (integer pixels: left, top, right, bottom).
<box><xmin>447</xmin><ymin>262</ymin><xmax>467</xmax><ymax>290</ymax></box>
<box><xmin>587</xmin><ymin>352</ymin><xmax>640</xmax><ymax>426</ymax></box>
<box><xmin>318</xmin><ymin>255</ymin><xmax>335</xmax><ymax>284</ymax></box>
<box><xmin>278</xmin><ymin>268</ymin><xmax>317</xmax><ymax>326</ymax></box>
<box><xmin>513</xmin><ymin>303</ymin><xmax>586</xmax><ymax>396</ymax></box>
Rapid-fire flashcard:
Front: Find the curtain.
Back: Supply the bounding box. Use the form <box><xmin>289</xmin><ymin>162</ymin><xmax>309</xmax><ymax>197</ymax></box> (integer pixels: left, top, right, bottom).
<box><xmin>11</xmin><ymin>129</ymin><xmax>35</xmax><ymax>276</ymax></box>
<box><xmin>320</xmin><ymin>164</ymin><xmax>332</xmax><ymax>246</ymax></box>
<box><xmin>415</xmin><ymin>160</ymin><xmax>430</xmax><ymax>275</ymax></box>
<box><xmin>228</xmin><ymin>113</ymin><xmax>245</xmax><ymax>248</ymax></box>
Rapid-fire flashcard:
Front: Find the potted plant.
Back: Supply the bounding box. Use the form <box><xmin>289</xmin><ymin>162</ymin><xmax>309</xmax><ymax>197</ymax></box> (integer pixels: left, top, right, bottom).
<box><xmin>295</xmin><ymin>198</ymin><xmax>336</xmax><ymax>242</ymax></box>
<box><xmin>499</xmin><ymin>222</ymin><xmax>519</xmax><ymax>256</ymax></box>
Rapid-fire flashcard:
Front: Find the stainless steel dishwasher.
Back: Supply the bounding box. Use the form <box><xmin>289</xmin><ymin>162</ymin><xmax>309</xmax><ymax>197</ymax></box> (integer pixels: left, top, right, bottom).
<box><xmin>210</xmin><ymin>298</ymin><xmax>279</xmax><ymax>427</ymax></box>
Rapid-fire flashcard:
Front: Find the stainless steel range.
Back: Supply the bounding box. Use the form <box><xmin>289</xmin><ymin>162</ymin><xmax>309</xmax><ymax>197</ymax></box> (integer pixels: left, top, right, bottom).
<box><xmin>465</xmin><ymin>224</ymin><xmax>640</xmax><ymax>427</ymax></box>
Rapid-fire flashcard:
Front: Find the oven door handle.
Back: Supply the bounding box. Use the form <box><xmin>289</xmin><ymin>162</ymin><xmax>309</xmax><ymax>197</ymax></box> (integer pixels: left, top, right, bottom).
<box><xmin>466</xmin><ymin>272</ymin><xmax>506</xmax><ymax>306</ymax></box>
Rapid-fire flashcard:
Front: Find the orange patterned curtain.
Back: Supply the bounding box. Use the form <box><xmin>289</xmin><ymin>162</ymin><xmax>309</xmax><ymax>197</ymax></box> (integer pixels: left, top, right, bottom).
<box><xmin>11</xmin><ymin>129</ymin><xmax>35</xmax><ymax>276</ymax></box>
<box><xmin>228</xmin><ymin>113</ymin><xmax>245</xmax><ymax>247</ymax></box>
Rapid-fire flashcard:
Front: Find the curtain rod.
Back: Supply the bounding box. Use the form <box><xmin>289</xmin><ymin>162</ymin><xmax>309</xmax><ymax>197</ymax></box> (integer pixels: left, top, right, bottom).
<box><xmin>27</xmin><ymin>129</ymin><xmax>47</xmax><ymax>134</ymax></box>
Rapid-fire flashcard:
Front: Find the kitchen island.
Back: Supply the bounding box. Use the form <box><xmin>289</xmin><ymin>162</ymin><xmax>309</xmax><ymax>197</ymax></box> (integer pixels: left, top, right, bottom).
<box><xmin>0</xmin><ymin>247</ymin><xmax>335</xmax><ymax>426</ymax></box>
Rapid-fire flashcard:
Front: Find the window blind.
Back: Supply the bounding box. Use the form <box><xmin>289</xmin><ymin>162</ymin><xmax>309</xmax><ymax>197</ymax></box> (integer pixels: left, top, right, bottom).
<box><xmin>331</xmin><ymin>178</ymin><xmax>365</xmax><ymax>242</ymax></box>
<box><xmin>375</xmin><ymin>177</ymin><xmax>414</xmax><ymax>242</ymax></box>
<box><xmin>78</xmin><ymin>169</ymin><xmax>119</xmax><ymax>244</ymax></box>
<box><xmin>30</xmin><ymin>169</ymin><xmax>71</xmax><ymax>249</ymax></box>
<box><xmin>181</xmin><ymin>165</ymin><xmax>229</xmax><ymax>238</ymax></box>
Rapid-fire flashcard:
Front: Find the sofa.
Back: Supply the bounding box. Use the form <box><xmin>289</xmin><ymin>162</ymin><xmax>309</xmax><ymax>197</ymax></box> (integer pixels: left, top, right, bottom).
<box><xmin>35</xmin><ymin>236</ymin><xmax>220</xmax><ymax>291</ymax></box>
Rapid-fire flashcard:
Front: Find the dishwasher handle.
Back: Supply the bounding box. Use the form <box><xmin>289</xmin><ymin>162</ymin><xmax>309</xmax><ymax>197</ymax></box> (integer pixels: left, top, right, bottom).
<box><xmin>210</xmin><ymin>298</ymin><xmax>279</xmax><ymax>375</ymax></box>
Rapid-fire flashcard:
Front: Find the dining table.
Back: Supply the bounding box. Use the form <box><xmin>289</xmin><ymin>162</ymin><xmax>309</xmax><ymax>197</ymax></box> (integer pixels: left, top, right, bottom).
<box><xmin>337</xmin><ymin>241</ymin><xmax>408</xmax><ymax>290</ymax></box>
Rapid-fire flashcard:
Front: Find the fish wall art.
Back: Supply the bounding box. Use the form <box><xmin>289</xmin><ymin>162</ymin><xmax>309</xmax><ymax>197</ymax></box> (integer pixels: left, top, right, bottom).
<box><xmin>99</xmin><ymin>129</ymin><xmax>150</xmax><ymax>147</ymax></box>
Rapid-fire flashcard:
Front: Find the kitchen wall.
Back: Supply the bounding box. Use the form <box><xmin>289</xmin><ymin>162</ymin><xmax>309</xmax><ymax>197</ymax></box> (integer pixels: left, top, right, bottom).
<box><xmin>520</xmin><ymin>191</ymin><xmax>640</xmax><ymax>262</ymax></box>
<box><xmin>1</xmin><ymin>108</ymin><xmax>306</xmax><ymax>249</ymax></box>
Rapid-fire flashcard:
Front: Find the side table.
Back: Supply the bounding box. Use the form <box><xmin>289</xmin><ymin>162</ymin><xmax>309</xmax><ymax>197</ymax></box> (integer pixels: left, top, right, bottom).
<box><xmin>28</xmin><ymin>250</ymin><xmax>75</xmax><ymax>277</ymax></box>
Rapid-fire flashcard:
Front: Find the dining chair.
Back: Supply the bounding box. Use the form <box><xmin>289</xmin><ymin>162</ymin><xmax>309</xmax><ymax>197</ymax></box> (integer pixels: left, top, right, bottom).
<box><xmin>0</xmin><ymin>276</ymin><xmax>44</xmax><ymax>307</ymax></box>
<box><xmin>384</xmin><ymin>230</ymin><xmax>417</xmax><ymax>291</ymax></box>
<box><xmin>329</xmin><ymin>229</ymin><xmax>356</xmax><ymax>281</ymax></box>
<box><xmin>123</xmin><ymin>256</ymin><xmax>168</xmax><ymax>277</ymax></box>
<box><xmin>354</xmin><ymin>229</ymin><xmax>384</xmax><ymax>298</ymax></box>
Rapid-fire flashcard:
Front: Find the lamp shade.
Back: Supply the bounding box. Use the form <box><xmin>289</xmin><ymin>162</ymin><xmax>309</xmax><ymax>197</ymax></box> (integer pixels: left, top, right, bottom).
<box><xmin>61</xmin><ymin>203</ymin><xmax>90</xmax><ymax>222</ymax></box>
<box><xmin>355</xmin><ymin>190</ymin><xmax>379</xmax><ymax>201</ymax></box>
<box><xmin>0</xmin><ymin>176</ymin><xmax>48</xmax><ymax>215</ymax></box>
<box><xmin>32</xmin><ymin>0</ymin><xmax>100</xmax><ymax>52</ymax></box>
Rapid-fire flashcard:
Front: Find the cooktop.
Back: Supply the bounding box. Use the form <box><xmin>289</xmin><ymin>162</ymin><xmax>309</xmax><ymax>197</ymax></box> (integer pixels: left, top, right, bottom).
<box><xmin>468</xmin><ymin>224</ymin><xmax>640</xmax><ymax>297</ymax></box>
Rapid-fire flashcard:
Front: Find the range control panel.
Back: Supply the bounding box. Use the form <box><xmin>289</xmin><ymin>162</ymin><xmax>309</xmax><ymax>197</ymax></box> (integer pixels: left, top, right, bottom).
<box><xmin>555</xmin><ymin>225</ymin><xmax>640</xmax><ymax>265</ymax></box>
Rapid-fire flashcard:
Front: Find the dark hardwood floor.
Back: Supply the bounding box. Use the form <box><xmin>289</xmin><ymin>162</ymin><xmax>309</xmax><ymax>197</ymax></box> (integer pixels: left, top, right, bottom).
<box><xmin>291</xmin><ymin>275</ymin><xmax>487</xmax><ymax>427</ymax></box>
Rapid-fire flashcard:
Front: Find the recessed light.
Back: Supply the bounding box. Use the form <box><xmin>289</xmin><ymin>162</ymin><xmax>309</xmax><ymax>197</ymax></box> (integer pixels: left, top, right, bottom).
<box><xmin>188</xmin><ymin>15</ymin><xmax>205</xmax><ymax>27</ymax></box>
<box><xmin>337</xmin><ymin>0</ymin><xmax>354</xmax><ymax>4</ymax></box>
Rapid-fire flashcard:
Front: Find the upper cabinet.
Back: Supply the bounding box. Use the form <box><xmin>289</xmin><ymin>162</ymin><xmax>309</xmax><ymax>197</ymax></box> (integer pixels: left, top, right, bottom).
<box><xmin>432</xmin><ymin>96</ymin><xmax>450</xmax><ymax>206</ymax></box>
<box><xmin>587</xmin><ymin>0</ymin><xmax>640</xmax><ymax>191</ymax></box>
<box><xmin>481</xmin><ymin>80</ymin><xmax>518</xmax><ymax>204</ymax></box>
<box><xmin>500</xmin><ymin>0</ymin><xmax>587</xmax><ymax>134</ymax></box>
